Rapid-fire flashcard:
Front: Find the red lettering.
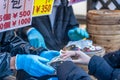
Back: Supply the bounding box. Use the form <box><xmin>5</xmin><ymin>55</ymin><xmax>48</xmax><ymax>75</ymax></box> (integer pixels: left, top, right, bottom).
<box><xmin>3</xmin><ymin>14</ymin><xmax>11</xmax><ymax>21</ymax></box>
<box><xmin>19</xmin><ymin>10</ymin><xmax>31</xmax><ymax>17</ymax></box>
<box><xmin>21</xmin><ymin>19</ymin><xmax>24</xmax><ymax>24</ymax></box>
<box><xmin>12</xmin><ymin>21</ymin><xmax>17</xmax><ymax>26</ymax></box>
<box><xmin>19</xmin><ymin>11</ymin><xmax>22</xmax><ymax>17</ymax></box>
<box><xmin>4</xmin><ymin>22</ymin><xmax>10</xmax><ymax>29</ymax></box>
<box><xmin>18</xmin><ymin>19</ymin><xmax>20</xmax><ymax>25</ymax></box>
<box><xmin>18</xmin><ymin>17</ymin><xmax>31</xmax><ymax>25</ymax></box>
<box><xmin>27</xmin><ymin>10</ymin><xmax>30</xmax><ymax>16</ymax></box>
<box><xmin>13</xmin><ymin>13</ymin><xmax>18</xmax><ymax>18</ymax></box>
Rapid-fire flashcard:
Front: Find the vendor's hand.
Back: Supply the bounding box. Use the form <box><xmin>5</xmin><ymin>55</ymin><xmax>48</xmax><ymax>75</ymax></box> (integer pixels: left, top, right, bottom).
<box><xmin>61</xmin><ymin>50</ymin><xmax>91</xmax><ymax>65</ymax></box>
<box><xmin>15</xmin><ymin>54</ymin><xmax>55</xmax><ymax>77</ymax></box>
<box><xmin>27</xmin><ymin>28</ymin><xmax>46</xmax><ymax>48</ymax></box>
<box><xmin>10</xmin><ymin>57</ymin><xmax>16</xmax><ymax>69</ymax></box>
<box><xmin>40</xmin><ymin>50</ymin><xmax>60</xmax><ymax>61</ymax></box>
<box><xmin>68</xmin><ymin>27</ymin><xmax>89</xmax><ymax>41</ymax></box>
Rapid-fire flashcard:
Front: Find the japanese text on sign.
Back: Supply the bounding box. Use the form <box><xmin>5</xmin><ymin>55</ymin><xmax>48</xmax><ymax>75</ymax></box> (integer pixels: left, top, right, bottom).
<box><xmin>68</xmin><ymin>0</ymin><xmax>85</xmax><ymax>6</ymax></box>
<box><xmin>0</xmin><ymin>0</ymin><xmax>34</xmax><ymax>32</ymax></box>
<box><xmin>33</xmin><ymin>0</ymin><xmax>54</xmax><ymax>17</ymax></box>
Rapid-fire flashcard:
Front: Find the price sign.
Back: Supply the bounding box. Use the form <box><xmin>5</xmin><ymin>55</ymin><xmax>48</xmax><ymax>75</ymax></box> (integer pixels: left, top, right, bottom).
<box><xmin>0</xmin><ymin>0</ymin><xmax>34</xmax><ymax>32</ymax></box>
<box><xmin>33</xmin><ymin>0</ymin><xmax>54</xmax><ymax>17</ymax></box>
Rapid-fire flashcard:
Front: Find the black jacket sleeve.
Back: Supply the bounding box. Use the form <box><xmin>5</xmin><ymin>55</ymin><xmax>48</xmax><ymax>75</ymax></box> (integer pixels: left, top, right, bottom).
<box><xmin>57</xmin><ymin>61</ymin><xmax>91</xmax><ymax>80</ymax></box>
<box><xmin>0</xmin><ymin>52</ymin><xmax>13</xmax><ymax>78</ymax></box>
<box><xmin>0</xmin><ymin>30</ymin><xmax>47</xmax><ymax>56</ymax></box>
<box><xmin>103</xmin><ymin>49</ymin><xmax>120</xmax><ymax>68</ymax></box>
<box><xmin>88</xmin><ymin>55</ymin><xmax>120</xmax><ymax>80</ymax></box>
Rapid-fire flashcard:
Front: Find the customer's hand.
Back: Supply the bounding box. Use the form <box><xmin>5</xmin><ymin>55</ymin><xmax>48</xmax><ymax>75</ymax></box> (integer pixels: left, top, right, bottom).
<box><xmin>61</xmin><ymin>50</ymin><xmax>91</xmax><ymax>65</ymax></box>
<box><xmin>27</xmin><ymin>28</ymin><xmax>46</xmax><ymax>48</ymax></box>
<box><xmin>68</xmin><ymin>27</ymin><xmax>89</xmax><ymax>41</ymax></box>
<box><xmin>15</xmin><ymin>54</ymin><xmax>55</xmax><ymax>77</ymax></box>
<box><xmin>40</xmin><ymin>50</ymin><xmax>60</xmax><ymax>61</ymax></box>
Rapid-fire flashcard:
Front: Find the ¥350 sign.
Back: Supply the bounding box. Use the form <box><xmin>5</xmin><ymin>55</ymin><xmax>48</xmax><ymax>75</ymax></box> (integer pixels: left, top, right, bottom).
<box><xmin>33</xmin><ymin>0</ymin><xmax>54</xmax><ymax>17</ymax></box>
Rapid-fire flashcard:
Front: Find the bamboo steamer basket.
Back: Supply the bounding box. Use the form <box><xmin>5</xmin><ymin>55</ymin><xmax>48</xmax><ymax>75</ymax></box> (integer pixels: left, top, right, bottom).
<box><xmin>89</xmin><ymin>34</ymin><xmax>120</xmax><ymax>52</ymax></box>
<box><xmin>88</xmin><ymin>24</ymin><xmax>120</xmax><ymax>35</ymax></box>
<box><xmin>87</xmin><ymin>9</ymin><xmax>120</xmax><ymax>53</ymax></box>
<box><xmin>89</xmin><ymin>35</ymin><xmax>120</xmax><ymax>52</ymax></box>
<box><xmin>87</xmin><ymin>10</ymin><xmax>120</xmax><ymax>25</ymax></box>
<box><xmin>89</xmin><ymin>34</ymin><xmax>120</xmax><ymax>44</ymax></box>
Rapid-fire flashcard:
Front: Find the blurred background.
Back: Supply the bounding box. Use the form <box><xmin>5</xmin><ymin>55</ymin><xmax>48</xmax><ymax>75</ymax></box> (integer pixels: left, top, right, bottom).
<box><xmin>72</xmin><ymin>1</ymin><xmax>87</xmax><ymax>28</ymax></box>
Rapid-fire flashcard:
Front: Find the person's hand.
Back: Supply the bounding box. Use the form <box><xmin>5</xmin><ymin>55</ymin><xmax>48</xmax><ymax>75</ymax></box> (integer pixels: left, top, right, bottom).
<box><xmin>68</xmin><ymin>27</ymin><xmax>89</xmax><ymax>41</ymax></box>
<box><xmin>10</xmin><ymin>57</ymin><xmax>16</xmax><ymax>69</ymax></box>
<box><xmin>15</xmin><ymin>54</ymin><xmax>55</xmax><ymax>77</ymax></box>
<box><xmin>27</xmin><ymin>28</ymin><xmax>46</xmax><ymax>48</ymax></box>
<box><xmin>61</xmin><ymin>50</ymin><xmax>91</xmax><ymax>65</ymax></box>
<box><xmin>40</xmin><ymin>50</ymin><xmax>60</xmax><ymax>61</ymax></box>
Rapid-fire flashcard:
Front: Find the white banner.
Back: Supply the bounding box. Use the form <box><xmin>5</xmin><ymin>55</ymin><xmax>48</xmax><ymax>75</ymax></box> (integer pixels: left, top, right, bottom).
<box><xmin>0</xmin><ymin>0</ymin><xmax>34</xmax><ymax>32</ymax></box>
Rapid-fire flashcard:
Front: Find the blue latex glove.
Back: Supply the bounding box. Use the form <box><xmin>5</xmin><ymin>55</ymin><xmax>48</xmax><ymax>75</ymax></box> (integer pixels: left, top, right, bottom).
<box><xmin>15</xmin><ymin>54</ymin><xmax>55</xmax><ymax>77</ymax></box>
<box><xmin>68</xmin><ymin>27</ymin><xmax>89</xmax><ymax>41</ymax></box>
<box><xmin>27</xmin><ymin>28</ymin><xmax>46</xmax><ymax>48</ymax></box>
<box><xmin>40</xmin><ymin>50</ymin><xmax>60</xmax><ymax>61</ymax></box>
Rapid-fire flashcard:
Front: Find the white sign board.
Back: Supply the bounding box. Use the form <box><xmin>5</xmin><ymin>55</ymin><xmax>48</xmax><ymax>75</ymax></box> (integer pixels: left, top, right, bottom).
<box><xmin>0</xmin><ymin>0</ymin><xmax>34</xmax><ymax>32</ymax></box>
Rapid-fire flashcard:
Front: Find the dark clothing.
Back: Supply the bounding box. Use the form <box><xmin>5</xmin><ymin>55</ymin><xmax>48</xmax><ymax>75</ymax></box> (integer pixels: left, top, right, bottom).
<box><xmin>57</xmin><ymin>50</ymin><xmax>120</xmax><ymax>80</ymax></box>
<box><xmin>89</xmin><ymin>55</ymin><xmax>120</xmax><ymax>80</ymax></box>
<box><xmin>18</xmin><ymin>0</ymin><xmax>79</xmax><ymax>51</ymax></box>
<box><xmin>0</xmin><ymin>30</ymin><xmax>46</xmax><ymax>56</ymax></box>
<box><xmin>88</xmin><ymin>56</ymin><xmax>113</xmax><ymax>80</ymax></box>
<box><xmin>0</xmin><ymin>30</ymin><xmax>48</xmax><ymax>80</ymax></box>
<box><xmin>17</xmin><ymin>70</ymin><xmax>57</xmax><ymax>80</ymax></box>
<box><xmin>32</xmin><ymin>4</ymin><xmax>78</xmax><ymax>51</ymax></box>
<box><xmin>0</xmin><ymin>52</ymin><xmax>12</xmax><ymax>78</ymax></box>
<box><xmin>103</xmin><ymin>50</ymin><xmax>120</xmax><ymax>68</ymax></box>
<box><xmin>57</xmin><ymin>61</ymin><xmax>91</xmax><ymax>80</ymax></box>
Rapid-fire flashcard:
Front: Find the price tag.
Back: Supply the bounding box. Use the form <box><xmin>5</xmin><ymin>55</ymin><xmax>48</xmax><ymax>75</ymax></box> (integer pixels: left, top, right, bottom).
<box><xmin>33</xmin><ymin>0</ymin><xmax>54</xmax><ymax>17</ymax></box>
<box><xmin>0</xmin><ymin>0</ymin><xmax>34</xmax><ymax>32</ymax></box>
